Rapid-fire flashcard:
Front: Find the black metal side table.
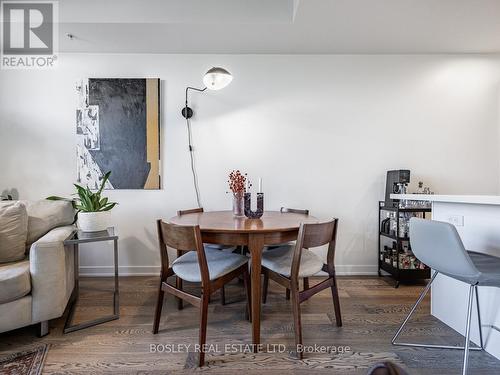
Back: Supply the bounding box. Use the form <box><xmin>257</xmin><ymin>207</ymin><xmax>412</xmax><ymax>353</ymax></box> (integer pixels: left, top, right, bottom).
<box><xmin>63</xmin><ymin>227</ymin><xmax>119</xmax><ymax>333</ymax></box>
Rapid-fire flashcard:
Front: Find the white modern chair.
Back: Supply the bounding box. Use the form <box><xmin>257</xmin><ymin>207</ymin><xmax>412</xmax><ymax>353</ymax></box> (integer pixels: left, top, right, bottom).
<box><xmin>393</xmin><ymin>218</ymin><xmax>500</xmax><ymax>375</ymax></box>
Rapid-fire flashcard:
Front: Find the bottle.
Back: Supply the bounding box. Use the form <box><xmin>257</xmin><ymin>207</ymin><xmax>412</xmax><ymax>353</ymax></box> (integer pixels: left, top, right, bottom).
<box><xmin>401</xmin><ymin>240</ymin><xmax>410</xmax><ymax>252</ymax></box>
<box><xmin>403</xmin><ymin>255</ymin><xmax>410</xmax><ymax>269</ymax></box>
<box><xmin>390</xmin><ymin>213</ymin><xmax>397</xmax><ymax>236</ymax></box>
<box><xmin>399</xmin><ymin>218</ymin><xmax>407</xmax><ymax>238</ymax></box>
<box><xmin>416</xmin><ymin>181</ymin><xmax>424</xmax><ymax>194</ymax></box>
<box><xmin>422</xmin><ymin>186</ymin><xmax>432</xmax><ymax>208</ymax></box>
<box><xmin>381</xmin><ymin>217</ymin><xmax>390</xmax><ymax>234</ymax></box>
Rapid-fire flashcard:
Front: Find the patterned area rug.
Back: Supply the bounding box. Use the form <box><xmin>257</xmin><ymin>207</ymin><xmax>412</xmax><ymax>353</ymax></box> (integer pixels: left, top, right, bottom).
<box><xmin>0</xmin><ymin>344</ymin><xmax>49</xmax><ymax>375</ymax></box>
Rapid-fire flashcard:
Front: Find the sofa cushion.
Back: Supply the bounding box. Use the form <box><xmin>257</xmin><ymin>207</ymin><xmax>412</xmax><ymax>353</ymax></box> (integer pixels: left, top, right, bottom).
<box><xmin>0</xmin><ymin>260</ymin><xmax>31</xmax><ymax>304</ymax></box>
<box><xmin>24</xmin><ymin>200</ymin><xmax>74</xmax><ymax>245</ymax></box>
<box><xmin>0</xmin><ymin>295</ymin><xmax>32</xmax><ymax>334</ymax></box>
<box><xmin>0</xmin><ymin>201</ymin><xmax>28</xmax><ymax>263</ymax></box>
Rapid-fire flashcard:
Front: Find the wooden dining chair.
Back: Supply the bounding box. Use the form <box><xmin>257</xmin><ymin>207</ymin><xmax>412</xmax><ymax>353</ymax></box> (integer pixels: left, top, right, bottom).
<box><xmin>260</xmin><ymin>219</ymin><xmax>342</xmax><ymax>359</ymax></box>
<box><xmin>152</xmin><ymin>220</ymin><xmax>251</xmax><ymax>366</ymax></box>
<box><xmin>262</xmin><ymin>207</ymin><xmax>310</xmax><ymax>302</ymax></box>
<box><xmin>176</xmin><ymin>208</ymin><xmax>234</xmax><ymax>306</ymax></box>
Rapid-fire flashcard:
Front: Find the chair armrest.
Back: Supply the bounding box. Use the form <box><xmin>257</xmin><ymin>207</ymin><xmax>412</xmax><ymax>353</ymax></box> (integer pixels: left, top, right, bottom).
<box><xmin>29</xmin><ymin>225</ymin><xmax>75</xmax><ymax>323</ymax></box>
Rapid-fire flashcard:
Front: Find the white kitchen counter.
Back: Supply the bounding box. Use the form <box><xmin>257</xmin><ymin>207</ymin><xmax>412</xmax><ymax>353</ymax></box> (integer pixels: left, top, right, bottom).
<box><xmin>391</xmin><ymin>194</ymin><xmax>500</xmax><ymax>205</ymax></box>
<box><xmin>391</xmin><ymin>194</ymin><xmax>500</xmax><ymax>359</ymax></box>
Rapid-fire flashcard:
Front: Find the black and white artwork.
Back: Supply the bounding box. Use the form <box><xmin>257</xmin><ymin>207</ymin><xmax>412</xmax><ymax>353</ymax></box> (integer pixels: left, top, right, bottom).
<box><xmin>76</xmin><ymin>78</ymin><xmax>161</xmax><ymax>190</ymax></box>
<box><xmin>76</xmin><ymin>105</ymin><xmax>100</xmax><ymax>150</ymax></box>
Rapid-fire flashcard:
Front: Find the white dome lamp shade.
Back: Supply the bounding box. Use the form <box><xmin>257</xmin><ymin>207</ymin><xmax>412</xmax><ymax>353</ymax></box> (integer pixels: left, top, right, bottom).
<box><xmin>203</xmin><ymin>67</ymin><xmax>233</xmax><ymax>91</ymax></box>
<box><xmin>182</xmin><ymin>66</ymin><xmax>233</xmax><ymax>119</ymax></box>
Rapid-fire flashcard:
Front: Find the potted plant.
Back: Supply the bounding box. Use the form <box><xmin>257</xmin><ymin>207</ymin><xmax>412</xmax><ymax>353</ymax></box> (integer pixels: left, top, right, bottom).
<box><xmin>48</xmin><ymin>171</ymin><xmax>117</xmax><ymax>232</ymax></box>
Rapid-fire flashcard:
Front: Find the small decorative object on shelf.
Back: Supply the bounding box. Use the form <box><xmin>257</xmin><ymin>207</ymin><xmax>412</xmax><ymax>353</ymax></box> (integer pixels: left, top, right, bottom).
<box><xmin>403</xmin><ymin>181</ymin><xmax>435</xmax><ymax>209</ymax></box>
<box><xmin>244</xmin><ymin>177</ymin><xmax>264</xmax><ymax>219</ymax></box>
<box><xmin>227</xmin><ymin>170</ymin><xmax>248</xmax><ymax>217</ymax></box>
<box><xmin>47</xmin><ymin>171</ymin><xmax>117</xmax><ymax>232</ymax></box>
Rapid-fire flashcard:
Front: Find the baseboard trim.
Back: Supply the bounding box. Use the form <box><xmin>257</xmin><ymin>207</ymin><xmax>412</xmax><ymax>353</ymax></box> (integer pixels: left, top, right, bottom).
<box><xmin>78</xmin><ymin>265</ymin><xmax>378</xmax><ymax>277</ymax></box>
<box><xmin>333</xmin><ymin>265</ymin><xmax>378</xmax><ymax>276</ymax></box>
<box><xmin>79</xmin><ymin>266</ymin><xmax>160</xmax><ymax>276</ymax></box>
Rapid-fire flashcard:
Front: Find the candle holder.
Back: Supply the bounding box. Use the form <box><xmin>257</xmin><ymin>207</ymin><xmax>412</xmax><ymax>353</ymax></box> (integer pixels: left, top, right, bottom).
<box><xmin>244</xmin><ymin>192</ymin><xmax>264</xmax><ymax>219</ymax></box>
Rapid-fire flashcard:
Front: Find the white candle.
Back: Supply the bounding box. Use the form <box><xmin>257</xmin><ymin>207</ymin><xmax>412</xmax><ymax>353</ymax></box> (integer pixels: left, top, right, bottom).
<box><xmin>258</xmin><ymin>178</ymin><xmax>262</xmax><ymax>193</ymax></box>
<box><xmin>245</xmin><ymin>179</ymin><xmax>249</xmax><ymax>192</ymax></box>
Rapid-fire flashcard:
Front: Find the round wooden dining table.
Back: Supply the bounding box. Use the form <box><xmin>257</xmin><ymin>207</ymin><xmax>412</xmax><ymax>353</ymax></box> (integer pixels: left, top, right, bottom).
<box><xmin>169</xmin><ymin>210</ymin><xmax>319</xmax><ymax>349</ymax></box>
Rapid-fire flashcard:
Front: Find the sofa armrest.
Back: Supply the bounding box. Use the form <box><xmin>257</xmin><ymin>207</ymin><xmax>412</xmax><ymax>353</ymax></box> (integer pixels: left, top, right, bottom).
<box><xmin>29</xmin><ymin>225</ymin><xmax>75</xmax><ymax>323</ymax></box>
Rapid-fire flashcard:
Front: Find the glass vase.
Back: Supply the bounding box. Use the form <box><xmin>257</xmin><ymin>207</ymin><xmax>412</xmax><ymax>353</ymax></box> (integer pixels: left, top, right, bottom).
<box><xmin>232</xmin><ymin>193</ymin><xmax>245</xmax><ymax>217</ymax></box>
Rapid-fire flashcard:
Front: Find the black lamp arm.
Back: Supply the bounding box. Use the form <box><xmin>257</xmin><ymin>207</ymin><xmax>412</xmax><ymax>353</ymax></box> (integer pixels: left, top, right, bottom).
<box><xmin>182</xmin><ymin>86</ymin><xmax>207</xmax><ymax>119</ymax></box>
<box><xmin>185</xmin><ymin>86</ymin><xmax>207</xmax><ymax>101</ymax></box>
<box><xmin>182</xmin><ymin>86</ymin><xmax>207</xmax><ymax>208</ymax></box>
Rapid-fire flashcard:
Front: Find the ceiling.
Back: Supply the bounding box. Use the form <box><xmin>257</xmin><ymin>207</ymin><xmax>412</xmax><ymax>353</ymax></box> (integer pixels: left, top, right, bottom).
<box><xmin>59</xmin><ymin>0</ymin><xmax>500</xmax><ymax>54</ymax></box>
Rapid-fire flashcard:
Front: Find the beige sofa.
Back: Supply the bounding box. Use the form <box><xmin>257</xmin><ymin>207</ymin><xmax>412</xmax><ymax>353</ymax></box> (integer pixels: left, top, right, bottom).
<box><xmin>0</xmin><ymin>199</ymin><xmax>75</xmax><ymax>336</ymax></box>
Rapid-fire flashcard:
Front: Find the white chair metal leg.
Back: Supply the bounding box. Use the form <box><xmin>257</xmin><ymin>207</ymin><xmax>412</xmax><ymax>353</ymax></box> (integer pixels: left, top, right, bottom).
<box><xmin>392</xmin><ymin>272</ymin><xmax>482</xmax><ymax>352</ymax></box>
<box><xmin>475</xmin><ymin>285</ymin><xmax>484</xmax><ymax>350</ymax></box>
<box><xmin>462</xmin><ymin>284</ymin><xmax>474</xmax><ymax>375</ymax></box>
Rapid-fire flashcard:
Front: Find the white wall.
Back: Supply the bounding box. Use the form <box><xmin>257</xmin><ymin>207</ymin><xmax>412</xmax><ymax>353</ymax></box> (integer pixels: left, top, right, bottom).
<box><xmin>1</xmin><ymin>54</ymin><xmax>500</xmax><ymax>275</ymax></box>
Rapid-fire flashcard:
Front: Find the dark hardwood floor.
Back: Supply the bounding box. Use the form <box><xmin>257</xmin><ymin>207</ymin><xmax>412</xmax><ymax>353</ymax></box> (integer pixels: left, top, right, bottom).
<box><xmin>1</xmin><ymin>276</ymin><xmax>499</xmax><ymax>374</ymax></box>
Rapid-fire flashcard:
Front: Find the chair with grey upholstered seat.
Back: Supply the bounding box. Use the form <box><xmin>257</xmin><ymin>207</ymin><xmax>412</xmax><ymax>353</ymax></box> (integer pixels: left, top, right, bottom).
<box><xmin>152</xmin><ymin>219</ymin><xmax>251</xmax><ymax>367</ymax></box>
<box><xmin>175</xmin><ymin>208</ymin><xmax>236</xmax><ymax>307</ymax></box>
<box><xmin>260</xmin><ymin>219</ymin><xmax>342</xmax><ymax>359</ymax></box>
<box><xmin>172</xmin><ymin>249</ymin><xmax>248</xmax><ymax>282</ymax></box>
<box><xmin>262</xmin><ymin>207</ymin><xmax>310</xmax><ymax>302</ymax></box>
<box><xmin>393</xmin><ymin>217</ymin><xmax>500</xmax><ymax>375</ymax></box>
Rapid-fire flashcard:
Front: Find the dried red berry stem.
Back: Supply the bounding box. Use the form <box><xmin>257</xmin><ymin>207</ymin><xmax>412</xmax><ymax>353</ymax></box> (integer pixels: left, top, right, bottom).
<box><xmin>227</xmin><ymin>170</ymin><xmax>251</xmax><ymax>195</ymax></box>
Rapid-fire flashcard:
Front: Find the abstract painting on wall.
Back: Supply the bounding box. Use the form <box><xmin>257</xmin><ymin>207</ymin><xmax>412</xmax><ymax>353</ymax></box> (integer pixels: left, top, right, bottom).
<box><xmin>76</xmin><ymin>78</ymin><xmax>161</xmax><ymax>189</ymax></box>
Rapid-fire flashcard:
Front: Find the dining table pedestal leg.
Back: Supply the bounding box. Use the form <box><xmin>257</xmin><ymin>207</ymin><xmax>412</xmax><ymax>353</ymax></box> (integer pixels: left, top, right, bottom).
<box><xmin>249</xmin><ymin>234</ymin><xmax>265</xmax><ymax>352</ymax></box>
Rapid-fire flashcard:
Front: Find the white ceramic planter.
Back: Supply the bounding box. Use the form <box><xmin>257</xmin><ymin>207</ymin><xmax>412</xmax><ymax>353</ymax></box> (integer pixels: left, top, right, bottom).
<box><xmin>78</xmin><ymin>211</ymin><xmax>110</xmax><ymax>232</ymax></box>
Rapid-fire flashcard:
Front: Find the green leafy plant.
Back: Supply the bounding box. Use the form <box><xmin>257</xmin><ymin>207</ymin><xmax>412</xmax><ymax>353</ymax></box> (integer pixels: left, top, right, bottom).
<box><xmin>47</xmin><ymin>171</ymin><xmax>117</xmax><ymax>213</ymax></box>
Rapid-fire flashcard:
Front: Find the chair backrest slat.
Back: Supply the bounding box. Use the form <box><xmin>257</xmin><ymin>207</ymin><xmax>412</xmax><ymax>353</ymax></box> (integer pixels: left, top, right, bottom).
<box><xmin>301</xmin><ymin>220</ymin><xmax>337</xmax><ymax>249</ymax></box>
<box><xmin>159</xmin><ymin>221</ymin><xmax>199</xmax><ymax>251</ymax></box>
<box><xmin>291</xmin><ymin>219</ymin><xmax>339</xmax><ymax>278</ymax></box>
<box><xmin>281</xmin><ymin>207</ymin><xmax>310</xmax><ymax>215</ymax></box>
<box><xmin>157</xmin><ymin>219</ymin><xmax>210</xmax><ymax>286</ymax></box>
<box><xmin>177</xmin><ymin>207</ymin><xmax>204</xmax><ymax>216</ymax></box>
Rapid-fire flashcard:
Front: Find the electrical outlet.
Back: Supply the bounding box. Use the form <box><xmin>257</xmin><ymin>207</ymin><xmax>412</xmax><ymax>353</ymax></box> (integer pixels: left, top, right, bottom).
<box><xmin>448</xmin><ymin>215</ymin><xmax>464</xmax><ymax>227</ymax></box>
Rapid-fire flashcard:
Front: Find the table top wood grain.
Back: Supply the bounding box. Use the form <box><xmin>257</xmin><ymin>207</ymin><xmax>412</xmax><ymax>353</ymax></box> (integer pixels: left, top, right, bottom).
<box><xmin>169</xmin><ymin>210</ymin><xmax>319</xmax><ymax>233</ymax></box>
